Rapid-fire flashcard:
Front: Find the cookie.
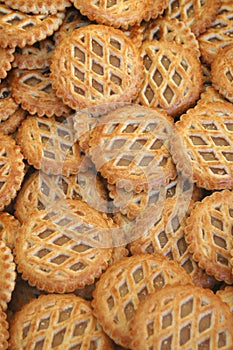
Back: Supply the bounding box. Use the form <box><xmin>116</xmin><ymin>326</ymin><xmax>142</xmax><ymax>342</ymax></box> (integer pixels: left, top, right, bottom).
<box><xmin>72</xmin><ymin>0</ymin><xmax>167</xmax><ymax>29</ymax></box>
<box><xmin>138</xmin><ymin>40</ymin><xmax>203</xmax><ymax>117</ymax></box>
<box><xmin>88</xmin><ymin>104</ymin><xmax>176</xmax><ymax>193</ymax></box>
<box><xmin>185</xmin><ymin>190</ymin><xmax>233</xmax><ymax>284</ymax></box>
<box><xmin>14</xmin><ymin>168</ymin><xmax>109</xmax><ymax>223</ymax></box>
<box><xmin>0</xmin><ymin>47</ymin><xmax>14</xmax><ymax>81</ymax></box>
<box><xmin>211</xmin><ymin>44</ymin><xmax>233</xmax><ymax>103</ymax></box>
<box><xmin>0</xmin><ymin>212</ymin><xmax>20</xmax><ymax>250</ymax></box>
<box><xmin>4</xmin><ymin>0</ymin><xmax>72</xmax><ymax>14</ymax></box>
<box><xmin>50</xmin><ymin>24</ymin><xmax>144</xmax><ymax>110</ymax></box>
<box><xmin>16</xmin><ymin>115</ymin><xmax>87</xmax><ymax>176</ymax></box>
<box><xmin>0</xmin><ymin>240</ymin><xmax>16</xmax><ymax>311</ymax></box>
<box><xmin>9</xmin><ymin>68</ymin><xmax>71</xmax><ymax>117</ymax></box>
<box><xmin>171</xmin><ymin>91</ymin><xmax>233</xmax><ymax>189</ymax></box>
<box><xmin>165</xmin><ymin>0</ymin><xmax>221</xmax><ymax>36</ymax></box>
<box><xmin>92</xmin><ymin>253</ymin><xmax>193</xmax><ymax>348</ymax></box>
<box><xmin>12</xmin><ymin>38</ymin><xmax>55</xmax><ymax>70</ymax></box>
<box><xmin>0</xmin><ymin>132</ymin><xmax>25</xmax><ymax>211</ymax></box>
<box><xmin>0</xmin><ymin>107</ymin><xmax>27</xmax><ymax>135</ymax></box>
<box><xmin>198</xmin><ymin>0</ymin><xmax>233</xmax><ymax>65</ymax></box>
<box><xmin>14</xmin><ymin>198</ymin><xmax>113</xmax><ymax>293</ymax></box>
<box><xmin>0</xmin><ymin>80</ymin><xmax>18</xmax><ymax>123</ymax></box>
<box><xmin>129</xmin><ymin>284</ymin><xmax>233</xmax><ymax>350</ymax></box>
<box><xmin>0</xmin><ymin>4</ymin><xmax>65</xmax><ymax>48</ymax></box>
<box><xmin>9</xmin><ymin>293</ymin><xmax>114</xmax><ymax>350</ymax></box>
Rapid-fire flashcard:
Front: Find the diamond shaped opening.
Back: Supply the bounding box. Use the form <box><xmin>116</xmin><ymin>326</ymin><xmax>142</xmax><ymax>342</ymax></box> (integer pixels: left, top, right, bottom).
<box><xmin>189</xmin><ymin>135</ymin><xmax>207</xmax><ymax>145</ymax></box>
<box><xmin>180</xmin><ymin>323</ymin><xmax>191</xmax><ymax>345</ymax></box>
<box><xmin>158</xmin><ymin>231</ymin><xmax>168</xmax><ymax>248</ymax></box>
<box><xmin>110</xmin><ymin>54</ymin><xmax>121</xmax><ymax>68</ymax></box>
<box><xmin>153</xmin><ymin>69</ymin><xmax>163</xmax><ymax>87</ymax></box>
<box><xmin>21</xmin><ymin>21</ymin><xmax>35</xmax><ymax>30</ymax></box>
<box><xmin>91</xmin><ymin>61</ymin><xmax>103</xmax><ymax>76</ymax></box>
<box><xmin>222</xmin><ymin>151</ymin><xmax>233</xmax><ymax>161</ymax></box>
<box><xmin>224</xmin><ymin>122</ymin><xmax>233</xmax><ymax>131</ymax></box>
<box><xmin>124</xmin><ymin>301</ymin><xmax>135</xmax><ymax>321</ymax></box>
<box><xmin>110</xmin><ymin>73</ymin><xmax>122</xmax><ymax>86</ymax></box>
<box><xmin>6</xmin><ymin>14</ymin><xmax>23</xmax><ymax>25</ymax></box>
<box><xmin>211</xmin><ymin>216</ymin><xmax>223</xmax><ymax>231</ymax></box>
<box><xmin>143</xmin><ymin>54</ymin><xmax>153</xmax><ymax>71</ymax></box>
<box><xmin>73</xmin><ymin>84</ymin><xmax>85</xmax><ymax>96</ymax></box>
<box><xmin>201</xmin><ymin>122</ymin><xmax>217</xmax><ymax>130</ymax></box>
<box><xmin>161</xmin><ymin>56</ymin><xmax>171</xmax><ymax>70</ymax></box>
<box><xmin>39</xmin><ymin>228</ymin><xmax>55</xmax><ymax>239</ymax></box>
<box><xmin>150</xmin><ymin>139</ymin><xmax>164</xmax><ymax>150</ymax></box>
<box><xmin>182</xmin><ymin>258</ymin><xmax>194</xmax><ymax>274</ymax></box>
<box><xmin>92</xmin><ymin>78</ymin><xmax>103</xmax><ymax>93</ymax></box>
<box><xmin>41</xmin><ymin>136</ymin><xmax>53</xmax><ymax>146</ymax></box>
<box><xmin>34</xmin><ymin>339</ymin><xmax>45</xmax><ymax>350</ymax></box>
<box><xmin>226</xmin><ymin>69</ymin><xmax>233</xmax><ymax>82</ymax></box>
<box><xmin>74</xmin><ymin>67</ymin><xmax>85</xmax><ymax>81</ymax></box>
<box><xmin>198</xmin><ymin>151</ymin><xmax>217</xmax><ymax>161</ymax></box>
<box><xmin>218</xmin><ymin>331</ymin><xmax>227</xmax><ymax>347</ymax></box>
<box><xmin>111</xmin><ymin>138</ymin><xmax>127</xmax><ymax>150</ymax></box>
<box><xmin>130</xmin><ymin>139</ymin><xmax>147</xmax><ymax>150</ymax></box>
<box><xmin>23</xmin><ymin>76</ymin><xmax>42</xmax><ymax>86</ymax></box>
<box><xmin>42</xmin><ymin>150</ymin><xmax>56</xmax><ymax>160</ymax></box>
<box><xmin>172</xmin><ymin>71</ymin><xmax>182</xmax><ymax>86</ymax></box>
<box><xmin>181</xmin><ymin>298</ymin><xmax>193</xmax><ymax>318</ymax></box>
<box><xmin>180</xmin><ymin>59</ymin><xmax>189</xmax><ymax>71</ymax></box>
<box><xmin>217</xmin><ymin>253</ymin><xmax>229</xmax><ymax>266</ymax></box>
<box><xmin>70</xmin><ymin>262</ymin><xmax>87</xmax><ymax>271</ymax></box>
<box><xmin>163</xmin><ymin>85</ymin><xmax>174</xmax><ymax>104</ymax></box>
<box><xmin>229</xmin><ymin>208</ymin><xmax>233</xmax><ymax>218</ymax></box>
<box><xmin>52</xmin><ymin>329</ymin><xmax>66</xmax><ymax>347</ymax></box>
<box><xmin>144</xmin><ymin>84</ymin><xmax>154</xmax><ymax>103</ymax></box>
<box><xmin>58</xmin><ymin>307</ymin><xmax>73</xmax><ymax>323</ymax></box>
<box><xmin>107</xmin><ymin>296</ymin><xmax>115</xmax><ymax>310</ymax></box>
<box><xmin>116</xmin><ymin>155</ymin><xmax>134</xmax><ymax>167</ymax></box>
<box><xmin>41</xmin><ymin>83</ymin><xmax>52</xmax><ymax>94</ymax></box>
<box><xmin>161</xmin><ymin>335</ymin><xmax>172</xmax><ymax>350</ymax></box>
<box><xmin>37</xmin><ymin>199</ymin><xmax>46</xmax><ymax>211</ymax></box>
<box><xmin>0</xmin><ymin>88</ymin><xmax>10</xmax><ymax>99</ymax></box>
<box><xmin>153</xmin><ymin>273</ymin><xmax>165</xmax><ymax>289</ymax></box>
<box><xmin>50</xmin><ymin>255</ymin><xmax>69</xmax><ymax>265</ymax></box>
<box><xmin>147</xmin><ymin>321</ymin><xmax>154</xmax><ymax>337</ymax></box>
<box><xmin>211</xmin><ymin>136</ymin><xmax>229</xmax><ymax>146</ymax></box>
<box><xmin>137</xmin><ymin>286</ymin><xmax>148</xmax><ymax>302</ymax></box>
<box><xmin>107</xmin><ymin>0</ymin><xmax>117</xmax><ymax>8</ymax></box>
<box><xmin>177</xmin><ymin>237</ymin><xmax>188</xmax><ymax>256</ymax></box>
<box><xmin>72</xmin><ymin>244</ymin><xmax>91</xmax><ymax>253</ymax></box>
<box><xmin>139</xmin><ymin>155</ymin><xmax>153</xmax><ymax>167</ymax></box>
<box><xmin>199</xmin><ymin>313</ymin><xmax>212</xmax><ymax>333</ymax></box>
<box><xmin>40</xmin><ymin>180</ymin><xmax>50</xmax><ymax>195</ymax></box>
<box><xmin>171</xmin><ymin>215</ymin><xmax>180</xmax><ymax>232</ymax></box>
<box><xmin>162</xmin><ymin>311</ymin><xmax>173</xmax><ymax>329</ymax></box>
<box><xmin>198</xmin><ymin>338</ymin><xmax>210</xmax><ymax>350</ymax></box>
<box><xmin>36</xmin><ymin>248</ymin><xmax>51</xmax><ymax>258</ymax></box>
<box><xmin>73</xmin><ymin>320</ymin><xmax>89</xmax><ymax>336</ymax></box>
<box><xmin>53</xmin><ymin>235</ymin><xmax>70</xmax><ymax>246</ymax></box>
<box><xmin>38</xmin><ymin>121</ymin><xmax>50</xmax><ymax>132</ymax></box>
<box><xmin>119</xmin><ymin>281</ymin><xmax>129</xmax><ymax>297</ymax></box>
<box><xmin>74</xmin><ymin>47</ymin><xmax>85</xmax><ymax>63</ymax></box>
<box><xmin>143</xmin><ymin>122</ymin><xmax>158</xmax><ymax>133</ymax></box>
<box><xmin>133</xmin><ymin>266</ymin><xmax>144</xmax><ymax>283</ymax></box>
<box><xmin>92</xmin><ymin>39</ymin><xmax>103</xmax><ymax>57</ymax></box>
<box><xmin>210</xmin><ymin>167</ymin><xmax>227</xmax><ymax>175</ymax></box>
<box><xmin>38</xmin><ymin>317</ymin><xmax>50</xmax><ymax>331</ymax></box>
<box><xmin>186</xmin><ymin>3</ymin><xmax>194</xmax><ymax>17</ymax></box>
<box><xmin>110</xmin><ymin>38</ymin><xmax>121</xmax><ymax>50</ymax></box>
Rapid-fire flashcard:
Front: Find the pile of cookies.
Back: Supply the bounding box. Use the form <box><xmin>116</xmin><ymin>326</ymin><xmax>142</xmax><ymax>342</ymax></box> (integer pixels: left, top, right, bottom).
<box><xmin>1</xmin><ymin>0</ymin><xmax>233</xmax><ymax>349</ymax></box>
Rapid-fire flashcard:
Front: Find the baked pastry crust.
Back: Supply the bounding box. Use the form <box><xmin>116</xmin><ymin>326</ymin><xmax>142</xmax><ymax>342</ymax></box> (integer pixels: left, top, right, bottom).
<box><xmin>0</xmin><ymin>308</ymin><xmax>8</xmax><ymax>350</ymax></box>
<box><xmin>4</xmin><ymin>0</ymin><xmax>72</xmax><ymax>14</ymax></box>
<box><xmin>0</xmin><ymin>81</ymin><xmax>18</xmax><ymax>122</ymax></box>
<box><xmin>0</xmin><ymin>47</ymin><xmax>14</xmax><ymax>81</ymax></box>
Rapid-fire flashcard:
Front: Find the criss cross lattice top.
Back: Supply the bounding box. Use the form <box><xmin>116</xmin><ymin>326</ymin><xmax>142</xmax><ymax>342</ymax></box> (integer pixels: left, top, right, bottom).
<box><xmin>15</xmin><ymin>199</ymin><xmax>113</xmax><ymax>292</ymax></box>
<box><xmin>138</xmin><ymin>40</ymin><xmax>202</xmax><ymax>117</ymax></box>
<box><xmin>174</xmin><ymin>102</ymin><xmax>233</xmax><ymax>189</ymax></box>
<box><xmin>130</xmin><ymin>284</ymin><xmax>233</xmax><ymax>350</ymax></box>
<box><xmin>10</xmin><ymin>294</ymin><xmax>113</xmax><ymax>350</ymax></box>
<box><xmin>17</xmin><ymin>116</ymin><xmax>86</xmax><ymax>176</ymax></box>
<box><xmin>89</xmin><ymin>104</ymin><xmax>176</xmax><ymax>193</ymax></box>
<box><xmin>0</xmin><ymin>4</ymin><xmax>65</xmax><ymax>48</ymax></box>
<box><xmin>51</xmin><ymin>24</ymin><xmax>143</xmax><ymax>110</ymax></box>
<box><xmin>92</xmin><ymin>253</ymin><xmax>192</xmax><ymax>348</ymax></box>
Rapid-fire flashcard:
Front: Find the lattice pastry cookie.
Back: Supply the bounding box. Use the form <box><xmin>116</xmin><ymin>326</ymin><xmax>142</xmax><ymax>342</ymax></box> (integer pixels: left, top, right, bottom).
<box><xmin>211</xmin><ymin>45</ymin><xmax>233</xmax><ymax>103</ymax></box>
<box><xmin>216</xmin><ymin>286</ymin><xmax>233</xmax><ymax>313</ymax></box>
<box><xmin>0</xmin><ymin>132</ymin><xmax>25</xmax><ymax>211</ymax></box>
<box><xmin>0</xmin><ymin>212</ymin><xmax>20</xmax><ymax>250</ymax></box>
<box><xmin>185</xmin><ymin>190</ymin><xmax>233</xmax><ymax>284</ymax></box>
<box><xmin>198</xmin><ymin>0</ymin><xmax>233</xmax><ymax>65</ymax></box>
<box><xmin>0</xmin><ymin>47</ymin><xmax>14</xmax><ymax>81</ymax></box>
<box><xmin>9</xmin><ymin>294</ymin><xmax>114</xmax><ymax>350</ymax></box>
<box><xmin>16</xmin><ymin>115</ymin><xmax>87</xmax><ymax>176</ymax></box>
<box><xmin>88</xmin><ymin>104</ymin><xmax>176</xmax><ymax>193</ymax></box>
<box><xmin>0</xmin><ymin>80</ymin><xmax>18</xmax><ymax>123</ymax></box>
<box><xmin>51</xmin><ymin>24</ymin><xmax>144</xmax><ymax>110</ymax></box>
<box><xmin>0</xmin><ymin>4</ymin><xmax>65</xmax><ymax>48</ymax></box>
<box><xmin>138</xmin><ymin>40</ymin><xmax>203</xmax><ymax>117</ymax></box>
<box><xmin>14</xmin><ymin>198</ymin><xmax>113</xmax><ymax>293</ymax></box>
<box><xmin>14</xmin><ymin>169</ymin><xmax>109</xmax><ymax>223</ymax></box>
<box><xmin>4</xmin><ymin>0</ymin><xmax>72</xmax><ymax>14</ymax></box>
<box><xmin>9</xmin><ymin>68</ymin><xmax>71</xmax><ymax>117</ymax></box>
<box><xmin>92</xmin><ymin>253</ymin><xmax>193</xmax><ymax>348</ymax></box>
<box><xmin>165</xmin><ymin>0</ymin><xmax>221</xmax><ymax>36</ymax></box>
<box><xmin>129</xmin><ymin>284</ymin><xmax>233</xmax><ymax>350</ymax></box>
<box><xmin>73</xmin><ymin>0</ymin><xmax>168</xmax><ymax>29</ymax></box>
<box><xmin>0</xmin><ymin>308</ymin><xmax>8</xmax><ymax>350</ymax></box>
<box><xmin>172</xmin><ymin>95</ymin><xmax>233</xmax><ymax>190</ymax></box>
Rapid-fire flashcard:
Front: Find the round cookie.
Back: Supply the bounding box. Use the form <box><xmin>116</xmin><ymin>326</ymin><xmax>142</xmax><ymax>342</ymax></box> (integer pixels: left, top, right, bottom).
<box><xmin>9</xmin><ymin>294</ymin><xmax>114</xmax><ymax>350</ymax></box>
<box><xmin>50</xmin><ymin>24</ymin><xmax>144</xmax><ymax>110</ymax></box>
<box><xmin>211</xmin><ymin>44</ymin><xmax>233</xmax><ymax>103</ymax></box>
<box><xmin>129</xmin><ymin>284</ymin><xmax>233</xmax><ymax>350</ymax></box>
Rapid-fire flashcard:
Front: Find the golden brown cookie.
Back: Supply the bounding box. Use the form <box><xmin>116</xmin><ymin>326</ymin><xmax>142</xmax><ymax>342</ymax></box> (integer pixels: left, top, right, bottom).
<box><xmin>4</xmin><ymin>0</ymin><xmax>72</xmax><ymax>14</ymax></box>
<box><xmin>211</xmin><ymin>45</ymin><xmax>233</xmax><ymax>103</ymax></box>
<box><xmin>9</xmin><ymin>294</ymin><xmax>114</xmax><ymax>350</ymax></box>
<box><xmin>0</xmin><ymin>80</ymin><xmax>18</xmax><ymax>123</ymax></box>
<box><xmin>165</xmin><ymin>0</ymin><xmax>221</xmax><ymax>36</ymax></box>
<box><xmin>0</xmin><ymin>4</ymin><xmax>65</xmax><ymax>48</ymax></box>
<box><xmin>0</xmin><ymin>47</ymin><xmax>14</xmax><ymax>81</ymax></box>
<box><xmin>9</xmin><ymin>68</ymin><xmax>71</xmax><ymax>117</ymax></box>
<box><xmin>92</xmin><ymin>253</ymin><xmax>193</xmax><ymax>348</ymax></box>
<box><xmin>14</xmin><ymin>199</ymin><xmax>113</xmax><ymax>293</ymax></box>
<box><xmin>0</xmin><ymin>132</ymin><xmax>25</xmax><ymax>211</ymax></box>
<box><xmin>172</xmin><ymin>94</ymin><xmax>233</xmax><ymax>189</ymax></box>
<box><xmin>198</xmin><ymin>0</ymin><xmax>233</xmax><ymax>65</ymax></box>
<box><xmin>51</xmin><ymin>24</ymin><xmax>144</xmax><ymax>110</ymax></box>
<box><xmin>0</xmin><ymin>308</ymin><xmax>9</xmax><ymax>350</ymax></box>
<box><xmin>12</xmin><ymin>38</ymin><xmax>55</xmax><ymax>70</ymax></box>
<box><xmin>0</xmin><ymin>240</ymin><xmax>16</xmax><ymax>311</ymax></box>
<box><xmin>185</xmin><ymin>190</ymin><xmax>233</xmax><ymax>284</ymax></box>
<box><xmin>14</xmin><ymin>169</ymin><xmax>109</xmax><ymax>223</ymax></box>
<box><xmin>72</xmin><ymin>0</ymin><xmax>168</xmax><ymax>29</ymax></box>
<box><xmin>129</xmin><ymin>284</ymin><xmax>233</xmax><ymax>350</ymax></box>
<box><xmin>0</xmin><ymin>212</ymin><xmax>20</xmax><ymax>250</ymax></box>
<box><xmin>16</xmin><ymin>115</ymin><xmax>87</xmax><ymax>176</ymax></box>
<box><xmin>88</xmin><ymin>104</ymin><xmax>176</xmax><ymax>193</ymax></box>
<box><xmin>138</xmin><ymin>40</ymin><xmax>203</xmax><ymax>117</ymax></box>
